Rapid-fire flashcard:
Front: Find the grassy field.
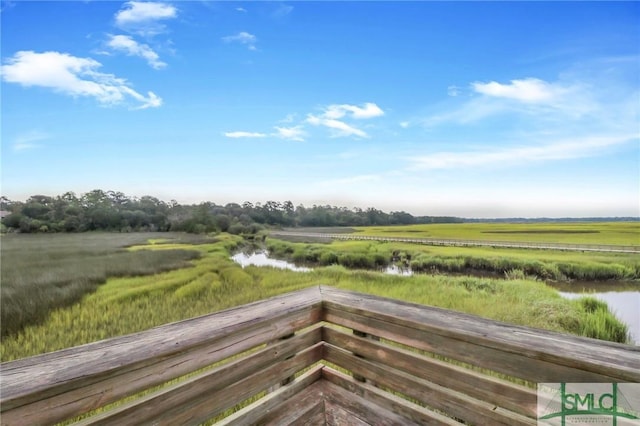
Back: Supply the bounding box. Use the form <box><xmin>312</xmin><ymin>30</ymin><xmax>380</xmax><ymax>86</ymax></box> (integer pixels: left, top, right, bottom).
<box><xmin>353</xmin><ymin>222</ymin><xmax>640</xmax><ymax>246</ymax></box>
<box><xmin>0</xmin><ymin>233</ymin><xmax>631</xmax><ymax>362</ymax></box>
<box><xmin>0</xmin><ymin>233</ymin><xmax>213</xmax><ymax>337</ymax></box>
<box><xmin>266</xmin><ymin>238</ymin><xmax>640</xmax><ymax>281</ymax></box>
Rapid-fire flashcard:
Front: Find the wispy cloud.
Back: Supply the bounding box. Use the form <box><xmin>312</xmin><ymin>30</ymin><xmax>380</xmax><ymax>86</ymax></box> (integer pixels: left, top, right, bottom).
<box><xmin>107</xmin><ymin>34</ymin><xmax>166</xmax><ymax>69</ymax></box>
<box><xmin>1</xmin><ymin>51</ymin><xmax>162</xmax><ymax>109</ymax></box>
<box><xmin>222</xmin><ymin>32</ymin><xmax>257</xmax><ymax>51</ymax></box>
<box><xmin>421</xmin><ymin>99</ymin><xmax>506</xmax><ymax>127</ymax></box>
<box><xmin>447</xmin><ymin>85</ymin><xmax>461</xmax><ymax>97</ymax></box>
<box><xmin>224</xmin><ymin>131</ymin><xmax>267</xmax><ymax>138</ymax></box>
<box><xmin>115</xmin><ymin>1</ymin><xmax>177</xmax><ymax>36</ymax></box>
<box><xmin>225</xmin><ymin>126</ymin><xmax>307</xmax><ymax>141</ymax></box>
<box><xmin>307</xmin><ymin>116</ymin><xmax>368</xmax><ymax>138</ymax></box>
<box><xmin>322</xmin><ymin>103</ymin><xmax>384</xmax><ymax>119</ymax></box>
<box><xmin>409</xmin><ymin>134</ymin><xmax>637</xmax><ymax>170</ymax></box>
<box><xmin>273</xmin><ymin>126</ymin><xmax>306</xmax><ymax>141</ymax></box>
<box><xmin>306</xmin><ymin>102</ymin><xmax>384</xmax><ymax>138</ymax></box>
<box><xmin>236</xmin><ymin>7</ymin><xmax>247</xmax><ymax>13</ymax></box>
<box><xmin>422</xmin><ymin>77</ymin><xmax>595</xmax><ymax>127</ymax></box>
<box><xmin>272</xmin><ymin>3</ymin><xmax>293</xmax><ymax>18</ymax></box>
<box><xmin>472</xmin><ymin>78</ymin><xmax>567</xmax><ymax>103</ymax></box>
<box><xmin>226</xmin><ymin>102</ymin><xmax>383</xmax><ymax>141</ymax></box>
<box><xmin>12</xmin><ymin>130</ymin><xmax>50</xmax><ymax>151</ymax></box>
<box><xmin>411</xmin><ymin>66</ymin><xmax>640</xmax><ymax>178</ymax></box>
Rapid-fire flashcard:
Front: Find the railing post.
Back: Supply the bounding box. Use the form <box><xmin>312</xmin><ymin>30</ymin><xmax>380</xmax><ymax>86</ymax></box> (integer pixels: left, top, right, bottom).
<box><xmin>352</xmin><ymin>329</ymin><xmax>380</xmax><ymax>384</ymax></box>
<box><xmin>268</xmin><ymin>332</ymin><xmax>295</xmax><ymax>392</ymax></box>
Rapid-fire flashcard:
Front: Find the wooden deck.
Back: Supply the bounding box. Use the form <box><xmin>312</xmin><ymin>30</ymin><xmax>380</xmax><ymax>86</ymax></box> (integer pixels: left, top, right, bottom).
<box><xmin>2</xmin><ymin>286</ymin><xmax>639</xmax><ymax>425</ymax></box>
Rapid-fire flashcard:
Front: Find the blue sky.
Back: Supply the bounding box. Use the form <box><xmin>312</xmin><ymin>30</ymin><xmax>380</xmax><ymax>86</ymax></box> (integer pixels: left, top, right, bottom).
<box><xmin>2</xmin><ymin>1</ymin><xmax>639</xmax><ymax>218</ymax></box>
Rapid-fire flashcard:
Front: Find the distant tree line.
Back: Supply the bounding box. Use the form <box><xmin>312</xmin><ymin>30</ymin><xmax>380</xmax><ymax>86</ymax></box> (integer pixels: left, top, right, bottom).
<box><xmin>0</xmin><ymin>190</ymin><xmax>462</xmax><ymax>234</ymax></box>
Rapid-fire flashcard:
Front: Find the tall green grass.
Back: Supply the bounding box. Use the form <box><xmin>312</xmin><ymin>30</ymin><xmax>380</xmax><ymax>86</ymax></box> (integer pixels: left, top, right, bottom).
<box><xmin>355</xmin><ymin>222</ymin><xmax>640</xmax><ymax>246</ymax></box>
<box><xmin>267</xmin><ymin>238</ymin><xmax>640</xmax><ymax>281</ymax></box>
<box><xmin>0</xmin><ymin>233</ymin><xmax>211</xmax><ymax>337</ymax></box>
<box><xmin>0</xmin><ymin>233</ymin><xmax>630</xmax><ymax>362</ymax></box>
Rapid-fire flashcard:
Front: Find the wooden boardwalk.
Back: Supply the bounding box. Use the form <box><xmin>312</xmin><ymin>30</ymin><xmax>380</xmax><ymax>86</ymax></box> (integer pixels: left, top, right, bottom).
<box><xmin>270</xmin><ymin>231</ymin><xmax>640</xmax><ymax>253</ymax></box>
<box><xmin>2</xmin><ymin>286</ymin><xmax>638</xmax><ymax>425</ymax></box>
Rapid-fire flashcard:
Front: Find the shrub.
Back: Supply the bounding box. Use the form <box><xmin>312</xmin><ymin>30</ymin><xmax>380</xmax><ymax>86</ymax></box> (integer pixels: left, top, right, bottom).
<box><xmin>319</xmin><ymin>251</ymin><xmax>339</xmax><ymax>265</ymax></box>
<box><xmin>338</xmin><ymin>252</ymin><xmax>375</xmax><ymax>269</ymax></box>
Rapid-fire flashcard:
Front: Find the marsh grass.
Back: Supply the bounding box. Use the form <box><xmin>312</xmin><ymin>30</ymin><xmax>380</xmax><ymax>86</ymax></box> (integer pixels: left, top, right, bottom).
<box><xmin>355</xmin><ymin>222</ymin><xmax>640</xmax><ymax>246</ymax></box>
<box><xmin>577</xmin><ymin>297</ymin><xmax>630</xmax><ymax>343</ymax></box>
<box><xmin>0</xmin><ymin>233</ymin><xmax>631</xmax><ymax>363</ymax></box>
<box><xmin>0</xmin><ymin>233</ymin><xmax>632</xmax><ymax>425</ymax></box>
<box><xmin>0</xmin><ymin>233</ymin><xmax>209</xmax><ymax>337</ymax></box>
<box><xmin>267</xmin><ymin>238</ymin><xmax>640</xmax><ymax>281</ymax></box>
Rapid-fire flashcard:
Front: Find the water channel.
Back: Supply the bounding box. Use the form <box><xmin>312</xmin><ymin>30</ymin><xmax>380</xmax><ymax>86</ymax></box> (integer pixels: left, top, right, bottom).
<box><xmin>231</xmin><ymin>251</ymin><xmax>639</xmax><ymax>344</ymax></box>
<box><xmin>551</xmin><ymin>282</ymin><xmax>640</xmax><ymax>345</ymax></box>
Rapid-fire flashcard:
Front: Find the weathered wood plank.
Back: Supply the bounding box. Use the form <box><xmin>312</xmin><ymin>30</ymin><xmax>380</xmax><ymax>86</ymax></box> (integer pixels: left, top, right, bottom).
<box><xmin>75</xmin><ymin>327</ymin><xmax>322</xmax><ymax>426</ymax></box>
<box><xmin>217</xmin><ymin>365</ymin><xmax>324</xmax><ymax>426</ymax></box>
<box><xmin>2</xmin><ymin>308</ymin><xmax>321</xmax><ymax>426</ymax></box>
<box><xmin>141</xmin><ymin>343</ymin><xmax>323</xmax><ymax>425</ymax></box>
<box><xmin>1</xmin><ymin>287</ymin><xmax>322</xmax><ymax>424</ymax></box>
<box><xmin>299</xmin><ymin>408</ymin><xmax>327</xmax><ymax>426</ymax></box>
<box><xmin>321</xmin><ymin>372</ymin><xmax>460</xmax><ymax>426</ymax></box>
<box><xmin>3</xmin><ymin>286</ymin><xmax>636</xmax><ymax>426</ymax></box>
<box><xmin>320</xmin><ymin>286</ymin><xmax>640</xmax><ymax>382</ymax></box>
<box><xmin>324</xmin><ymin>305</ymin><xmax>624</xmax><ymax>384</ymax></box>
<box><xmin>324</xmin><ymin>343</ymin><xmax>536</xmax><ymax>426</ymax></box>
<box><xmin>322</xmin><ymin>367</ymin><xmax>462</xmax><ymax>426</ymax></box>
<box><xmin>323</xmin><ymin>326</ymin><xmax>537</xmax><ymax>418</ymax></box>
<box><xmin>324</xmin><ymin>400</ymin><xmax>371</xmax><ymax>426</ymax></box>
<box><xmin>245</xmin><ymin>380</ymin><xmax>326</xmax><ymax>426</ymax></box>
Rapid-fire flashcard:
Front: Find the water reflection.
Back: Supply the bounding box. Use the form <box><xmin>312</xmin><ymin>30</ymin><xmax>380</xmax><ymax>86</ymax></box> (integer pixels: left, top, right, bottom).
<box><xmin>231</xmin><ymin>251</ymin><xmax>311</xmax><ymax>272</ymax></box>
<box><xmin>231</xmin><ymin>251</ymin><xmax>639</xmax><ymax>344</ymax></box>
<box><xmin>384</xmin><ymin>264</ymin><xmax>413</xmax><ymax>276</ymax></box>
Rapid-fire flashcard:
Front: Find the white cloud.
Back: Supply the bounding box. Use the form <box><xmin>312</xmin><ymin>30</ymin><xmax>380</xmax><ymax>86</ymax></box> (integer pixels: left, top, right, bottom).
<box><xmin>116</xmin><ymin>1</ymin><xmax>177</xmax><ymax>25</ymax></box>
<box><xmin>273</xmin><ymin>126</ymin><xmax>306</xmax><ymax>141</ymax></box>
<box><xmin>306</xmin><ymin>115</ymin><xmax>368</xmax><ymax>138</ymax></box>
<box><xmin>107</xmin><ymin>35</ymin><xmax>166</xmax><ymax>69</ymax></box>
<box><xmin>12</xmin><ymin>130</ymin><xmax>50</xmax><ymax>151</ymax></box>
<box><xmin>1</xmin><ymin>51</ymin><xmax>162</xmax><ymax>109</ymax></box>
<box><xmin>399</xmin><ymin>121</ymin><xmax>410</xmax><ymax>128</ymax></box>
<box><xmin>409</xmin><ymin>134</ymin><xmax>637</xmax><ymax>170</ymax></box>
<box><xmin>422</xmin><ymin>77</ymin><xmax>596</xmax><ymax>128</ymax></box>
<box><xmin>224</xmin><ymin>103</ymin><xmax>382</xmax><ymax>142</ymax></box>
<box><xmin>447</xmin><ymin>85</ymin><xmax>461</xmax><ymax>97</ymax></box>
<box><xmin>323</xmin><ymin>102</ymin><xmax>384</xmax><ymax>119</ymax></box>
<box><xmin>225</xmin><ymin>127</ymin><xmax>306</xmax><ymax>141</ymax></box>
<box><xmin>115</xmin><ymin>1</ymin><xmax>177</xmax><ymax>36</ymax></box>
<box><xmin>224</xmin><ymin>131</ymin><xmax>267</xmax><ymax>138</ymax></box>
<box><xmin>222</xmin><ymin>32</ymin><xmax>257</xmax><ymax>50</ymax></box>
<box><xmin>236</xmin><ymin>7</ymin><xmax>247</xmax><ymax>13</ymax></box>
<box><xmin>472</xmin><ymin>78</ymin><xmax>566</xmax><ymax>103</ymax></box>
<box><xmin>306</xmin><ymin>102</ymin><xmax>384</xmax><ymax>138</ymax></box>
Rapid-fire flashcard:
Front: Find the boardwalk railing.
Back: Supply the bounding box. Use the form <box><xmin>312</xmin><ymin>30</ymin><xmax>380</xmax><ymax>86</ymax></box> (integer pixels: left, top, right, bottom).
<box><xmin>270</xmin><ymin>231</ymin><xmax>640</xmax><ymax>253</ymax></box>
<box><xmin>2</xmin><ymin>286</ymin><xmax>639</xmax><ymax>425</ymax></box>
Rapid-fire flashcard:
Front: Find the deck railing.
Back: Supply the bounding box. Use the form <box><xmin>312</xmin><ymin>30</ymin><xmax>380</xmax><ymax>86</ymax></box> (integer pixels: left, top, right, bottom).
<box><xmin>2</xmin><ymin>286</ymin><xmax>638</xmax><ymax>425</ymax></box>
